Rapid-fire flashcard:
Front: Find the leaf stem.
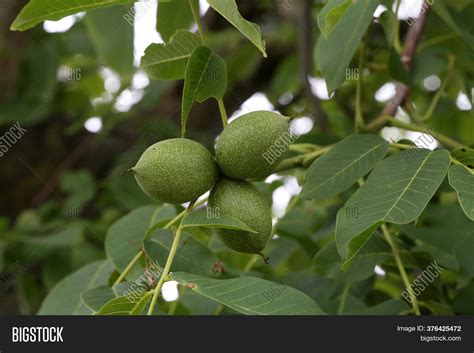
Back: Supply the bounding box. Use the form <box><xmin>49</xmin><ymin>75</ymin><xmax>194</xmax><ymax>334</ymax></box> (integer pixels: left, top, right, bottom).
<box><xmin>289</xmin><ymin>143</ymin><xmax>319</xmax><ymax>153</ymax></box>
<box><xmin>390</xmin><ymin>143</ymin><xmax>413</xmax><ymax>150</ymax></box>
<box><xmin>244</xmin><ymin>254</ymin><xmax>259</xmax><ymax>272</ymax></box>
<box><xmin>338</xmin><ymin>283</ymin><xmax>351</xmax><ymax>315</ymax></box>
<box><xmin>114</xmin><ymin>198</ymin><xmax>208</xmax><ymax>286</ymax></box>
<box><xmin>381</xmin><ymin>224</ymin><xmax>421</xmax><ymax>315</ymax></box>
<box><xmin>273</xmin><ymin>146</ymin><xmax>331</xmax><ymax>172</ymax></box>
<box><xmin>302</xmin><ymin>146</ymin><xmax>332</xmax><ymax>166</ymax></box>
<box><xmin>189</xmin><ymin>0</ymin><xmax>206</xmax><ymax>44</ymax></box>
<box><xmin>113</xmin><ymin>251</ymin><xmax>143</xmax><ymax>285</ymax></box>
<box><xmin>217</xmin><ymin>98</ymin><xmax>228</xmax><ymax>128</ymax></box>
<box><xmin>147</xmin><ymin>201</ymin><xmax>196</xmax><ymax>315</ymax></box>
<box><xmin>420</xmin><ymin>55</ymin><xmax>455</xmax><ymax>121</ymax></box>
<box><xmin>386</xmin><ymin>117</ymin><xmax>465</xmax><ymax>149</ymax></box>
<box><xmin>355</xmin><ymin>40</ymin><xmax>365</xmax><ymax>131</ymax></box>
<box><xmin>393</xmin><ymin>0</ymin><xmax>402</xmax><ymax>52</ymax></box>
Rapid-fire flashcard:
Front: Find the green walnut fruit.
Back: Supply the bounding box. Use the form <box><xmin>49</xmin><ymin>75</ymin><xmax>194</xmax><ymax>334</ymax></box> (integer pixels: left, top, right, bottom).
<box><xmin>208</xmin><ymin>177</ymin><xmax>273</xmax><ymax>254</ymax></box>
<box><xmin>216</xmin><ymin>110</ymin><xmax>291</xmax><ymax>180</ymax></box>
<box><xmin>131</xmin><ymin>138</ymin><xmax>219</xmax><ymax>204</ymax></box>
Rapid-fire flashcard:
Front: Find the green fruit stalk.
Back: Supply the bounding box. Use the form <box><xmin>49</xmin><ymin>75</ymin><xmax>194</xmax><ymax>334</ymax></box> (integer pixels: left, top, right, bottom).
<box><xmin>208</xmin><ymin>177</ymin><xmax>273</xmax><ymax>254</ymax></box>
<box><xmin>216</xmin><ymin>111</ymin><xmax>291</xmax><ymax>180</ymax></box>
<box><xmin>132</xmin><ymin>138</ymin><xmax>219</xmax><ymax>204</ymax></box>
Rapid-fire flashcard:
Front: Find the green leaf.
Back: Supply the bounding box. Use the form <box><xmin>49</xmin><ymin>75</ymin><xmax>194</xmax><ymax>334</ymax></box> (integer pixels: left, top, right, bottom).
<box><xmin>313</xmin><ymin>235</ymin><xmax>391</xmax><ymax>282</ymax></box>
<box><xmin>96</xmin><ymin>292</ymin><xmax>152</xmax><ymax>315</ymax></box>
<box><xmin>172</xmin><ymin>272</ymin><xmax>326</xmax><ymax>315</ymax></box>
<box><xmin>301</xmin><ymin>134</ymin><xmax>389</xmax><ymax>200</ymax></box>
<box><xmin>181</xmin><ymin>46</ymin><xmax>227</xmax><ymax>137</ymax></box>
<box><xmin>11</xmin><ymin>0</ymin><xmax>134</xmax><ymax>31</ymax></box>
<box><xmin>448</xmin><ymin>164</ymin><xmax>474</xmax><ymax>221</ymax></box>
<box><xmin>453</xmin><ymin>281</ymin><xmax>474</xmax><ymax>314</ymax></box>
<box><xmin>207</xmin><ymin>0</ymin><xmax>266</xmax><ymax>57</ymax></box>
<box><xmin>145</xmin><ymin>204</ymin><xmax>178</xmax><ymax>237</ymax></box>
<box><xmin>277</xmin><ymin>207</ymin><xmax>327</xmax><ymax>238</ymax></box>
<box><xmin>317</xmin><ymin>0</ymin><xmax>352</xmax><ymax>38</ymax></box>
<box><xmin>377</xmin><ymin>8</ymin><xmax>396</xmax><ymax>46</ymax></box>
<box><xmin>140</xmin><ymin>30</ymin><xmax>201</xmax><ymax>80</ymax></box>
<box><xmin>157</xmin><ymin>0</ymin><xmax>197</xmax><ymax>42</ymax></box>
<box><xmin>432</xmin><ymin>2</ymin><xmax>474</xmax><ymax>50</ymax></box>
<box><xmin>16</xmin><ymin>223</ymin><xmax>84</xmax><ymax>248</ymax></box>
<box><xmin>38</xmin><ymin>260</ymin><xmax>114</xmax><ymax>315</ymax></box>
<box><xmin>105</xmin><ymin>205</ymin><xmax>159</xmax><ymax>281</ymax></box>
<box><xmin>181</xmin><ymin>209</ymin><xmax>256</xmax><ymax>233</ymax></box>
<box><xmin>84</xmin><ymin>5</ymin><xmax>134</xmax><ymax>77</ymax></box>
<box><xmin>400</xmin><ymin>225</ymin><xmax>474</xmax><ymax>277</ymax></box>
<box><xmin>315</xmin><ymin>0</ymin><xmax>380</xmax><ymax>92</ymax></box>
<box><xmin>451</xmin><ymin>148</ymin><xmax>474</xmax><ymax>169</ymax></box>
<box><xmin>423</xmin><ymin>301</ymin><xmax>454</xmax><ymax>315</ymax></box>
<box><xmin>81</xmin><ymin>282</ymin><xmax>134</xmax><ymax>312</ymax></box>
<box><xmin>345</xmin><ymin>299</ymin><xmax>409</xmax><ymax>315</ymax></box>
<box><xmin>336</xmin><ymin>149</ymin><xmax>451</xmax><ymax>269</ymax></box>
<box><xmin>143</xmin><ymin>230</ymin><xmax>218</xmax><ymax>276</ymax></box>
<box><xmin>60</xmin><ymin>170</ymin><xmax>95</xmax><ymax>212</ymax></box>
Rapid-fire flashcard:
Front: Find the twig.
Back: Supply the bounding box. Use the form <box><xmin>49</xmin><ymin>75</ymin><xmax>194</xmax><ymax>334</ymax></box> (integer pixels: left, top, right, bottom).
<box><xmin>355</xmin><ymin>38</ymin><xmax>366</xmax><ymax>131</ymax></box>
<box><xmin>386</xmin><ymin>117</ymin><xmax>465</xmax><ymax>149</ymax></box>
<box><xmin>393</xmin><ymin>0</ymin><xmax>402</xmax><ymax>52</ymax></box>
<box><xmin>381</xmin><ymin>224</ymin><xmax>421</xmax><ymax>315</ymax></box>
<box><xmin>274</xmin><ymin>146</ymin><xmax>331</xmax><ymax>172</ymax></box>
<box><xmin>338</xmin><ymin>283</ymin><xmax>351</xmax><ymax>315</ymax></box>
<box><xmin>297</xmin><ymin>0</ymin><xmax>327</xmax><ymax>132</ymax></box>
<box><xmin>113</xmin><ymin>198</ymin><xmax>208</xmax><ymax>286</ymax></box>
<box><xmin>366</xmin><ymin>7</ymin><xmax>431</xmax><ymax>132</ymax></box>
<box><xmin>217</xmin><ymin>98</ymin><xmax>228</xmax><ymax>128</ymax></box>
<box><xmin>147</xmin><ymin>201</ymin><xmax>196</xmax><ymax>315</ymax></box>
<box><xmin>31</xmin><ymin>135</ymin><xmax>96</xmax><ymax>207</ymax></box>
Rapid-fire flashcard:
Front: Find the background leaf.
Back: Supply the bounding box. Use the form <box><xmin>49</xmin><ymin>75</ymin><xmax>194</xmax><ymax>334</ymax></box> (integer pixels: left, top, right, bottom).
<box><xmin>207</xmin><ymin>0</ymin><xmax>266</xmax><ymax>57</ymax></box>
<box><xmin>38</xmin><ymin>260</ymin><xmax>114</xmax><ymax>315</ymax></box>
<box><xmin>172</xmin><ymin>272</ymin><xmax>326</xmax><ymax>315</ymax></box>
<box><xmin>336</xmin><ymin>149</ymin><xmax>451</xmax><ymax>268</ymax></box>
<box><xmin>84</xmin><ymin>5</ymin><xmax>134</xmax><ymax>77</ymax></box>
<box><xmin>451</xmin><ymin>148</ymin><xmax>474</xmax><ymax>169</ymax></box>
<box><xmin>140</xmin><ymin>30</ymin><xmax>201</xmax><ymax>80</ymax></box>
<box><xmin>11</xmin><ymin>0</ymin><xmax>134</xmax><ymax>31</ymax></box>
<box><xmin>181</xmin><ymin>46</ymin><xmax>227</xmax><ymax>136</ymax></box>
<box><xmin>400</xmin><ymin>225</ymin><xmax>474</xmax><ymax>277</ymax></box>
<box><xmin>157</xmin><ymin>0</ymin><xmax>197</xmax><ymax>42</ymax></box>
<box><xmin>301</xmin><ymin>134</ymin><xmax>389</xmax><ymax>200</ymax></box>
<box><xmin>105</xmin><ymin>205</ymin><xmax>176</xmax><ymax>281</ymax></box>
<box><xmin>313</xmin><ymin>235</ymin><xmax>391</xmax><ymax>282</ymax></box>
<box><xmin>317</xmin><ymin>0</ymin><xmax>352</xmax><ymax>38</ymax></box>
<box><xmin>315</xmin><ymin>0</ymin><xmax>380</xmax><ymax>92</ymax></box>
<box><xmin>448</xmin><ymin>164</ymin><xmax>474</xmax><ymax>221</ymax></box>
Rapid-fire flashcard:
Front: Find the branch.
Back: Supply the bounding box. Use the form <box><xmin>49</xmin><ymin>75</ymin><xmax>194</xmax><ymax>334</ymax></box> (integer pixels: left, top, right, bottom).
<box><xmin>297</xmin><ymin>0</ymin><xmax>328</xmax><ymax>132</ymax></box>
<box><xmin>147</xmin><ymin>201</ymin><xmax>196</xmax><ymax>315</ymax></box>
<box><xmin>366</xmin><ymin>7</ymin><xmax>431</xmax><ymax>132</ymax></box>
<box><xmin>31</xmin><ymin>135</ymin><xmax>96</xmax><ymax>207</ymax></box>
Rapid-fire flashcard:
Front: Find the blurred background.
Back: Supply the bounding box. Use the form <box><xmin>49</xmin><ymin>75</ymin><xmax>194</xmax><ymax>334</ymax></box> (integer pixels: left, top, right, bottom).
<box><xmin>0</xmin><ymin>0</ymin><xmax>472</xmax><ymax>314</ymax></box>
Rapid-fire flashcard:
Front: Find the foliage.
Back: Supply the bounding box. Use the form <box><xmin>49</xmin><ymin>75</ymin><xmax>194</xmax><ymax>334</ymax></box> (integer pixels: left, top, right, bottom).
<box><xmin>0</xmin><ymin>0</ymin><xmax>473</xmax><ymax>316</ymax></box>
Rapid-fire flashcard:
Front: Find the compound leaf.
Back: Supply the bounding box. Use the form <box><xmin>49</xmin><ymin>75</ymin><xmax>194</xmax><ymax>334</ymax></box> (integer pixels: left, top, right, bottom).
<box><xmin>336</xmin><ymin>149</ymin><xmax>451</xmax><ymax>269</ymax></box>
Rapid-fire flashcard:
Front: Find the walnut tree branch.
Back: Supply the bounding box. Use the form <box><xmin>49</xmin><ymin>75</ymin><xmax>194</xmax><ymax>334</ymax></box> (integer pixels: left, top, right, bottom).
<box><xmin>366</xmin><ymin>7</ymin><xmax>431</xmax><ymax>132</ymax></box>
<box><xmin>297</xmin><ymin>0</ymin><xmax>328</xmax><ymax>132</ymax></box>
